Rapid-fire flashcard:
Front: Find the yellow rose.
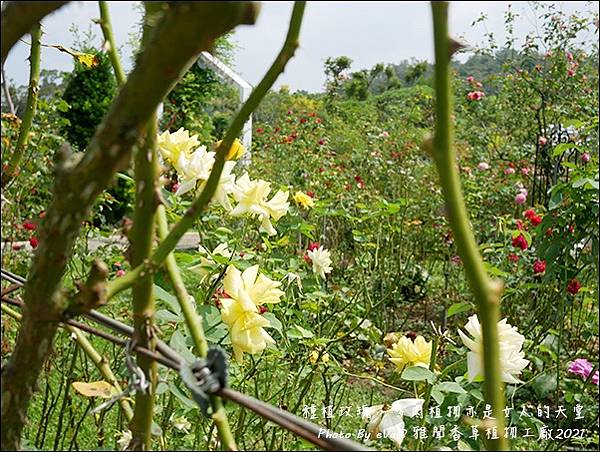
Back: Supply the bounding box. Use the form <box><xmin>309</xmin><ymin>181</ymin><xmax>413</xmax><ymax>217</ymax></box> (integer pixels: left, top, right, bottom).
<box><xmin>217</xmin><ymin>138</ymin><xmax>245</xmax><ymax>161</ymax></box>
<box><xmin>293</xmin><ymin>191</ymin><xmax>315</xmax><ymax>209</ymax></box>
<box><xmin>387</xmin><ymin>335</ymin><xmax>432</xmax><ymax>368</ymax></box>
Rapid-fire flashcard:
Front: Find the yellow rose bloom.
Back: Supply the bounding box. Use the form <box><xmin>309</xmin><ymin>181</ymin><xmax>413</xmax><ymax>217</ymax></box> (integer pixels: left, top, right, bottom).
<box><xmin>293</xmin><ymin>191</ymin><xmax>315</xmax><ymax>209</ymax></box>
<box><xmin>216</xmin><ymin>138</ymin><xmax>245</xmax><ymax>161</ymax></box>
<box><xmin>219</xmin><ymin>265</ymin><xmax>284</xmax><ymax>362</ymax></box>
<box><xmin>387</xmin><ymin>335</ymin><xmax>432</xmax><ymax>368</ymax></box>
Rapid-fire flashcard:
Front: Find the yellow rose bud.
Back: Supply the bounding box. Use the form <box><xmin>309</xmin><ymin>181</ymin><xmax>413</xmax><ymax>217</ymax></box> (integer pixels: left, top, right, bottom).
<box><xmin>293</xmin><ymin>191</ymin><xmax>315</xmax><ymax>209</ymax></box>
<box><xmin>217</xmin><ymin>138</ymin><xmax>245</xmax><ymax>161</ymax></box>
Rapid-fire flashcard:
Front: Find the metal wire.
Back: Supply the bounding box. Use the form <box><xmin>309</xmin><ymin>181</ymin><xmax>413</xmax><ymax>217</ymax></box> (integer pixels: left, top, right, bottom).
<box><xmin>1</xmin><ymin>268</ymin><xmax>370</xmax><ymax>451</ymax></box>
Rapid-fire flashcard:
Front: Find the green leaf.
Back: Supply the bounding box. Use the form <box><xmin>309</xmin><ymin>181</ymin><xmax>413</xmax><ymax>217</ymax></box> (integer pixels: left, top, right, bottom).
<box><xmin>155</xmin><ymin>309</ymin><xmax>182</xmax><ymax>323</ymax></box>
<box><xmin>552</xmin><ymin>142</ymin><xmax>575</xmax><ymax>157</ymax></box>
<box><xmin>401</xmin><ymin>366</ymin><xmax>436</xmax><ymax>383</ymax></box>
<box><xmin>447</xmin><ymin>302</ymin><xmax>471</xmax><ymax>318</ymax></box>
<box><xmin>436</xmin><ymin>381</ymin><xmax>467</xmax><ymax>394</ymax></box>
<box><xmin>168</xmin><ymin>383</ymin><xmax>197</xmax><ymax>410</ymax></box>
<box><xmin>154</xmin><ymin>284</ymin><xmax>181</xmax><ymax>314</ymax></box>
<box><xmin>287</xmin><ymin>324</ymin><xmax>314</xmax><ymax>340</ymax></box>
<box><xmin>431</xmin><ymin>386</ymin><xmax>445</xmax><ymax>405</ymax></box>
<box><xmin>263</xmin><ymin>313</ymin><xmax>283</xmax><ymax>335</ymax></box>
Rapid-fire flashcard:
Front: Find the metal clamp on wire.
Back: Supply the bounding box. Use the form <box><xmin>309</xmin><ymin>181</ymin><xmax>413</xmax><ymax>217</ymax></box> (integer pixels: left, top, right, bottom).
<box><xmin>180</xmin><ymin>348</ymin><xmax>228</xmax><ymax>416</ymax></box>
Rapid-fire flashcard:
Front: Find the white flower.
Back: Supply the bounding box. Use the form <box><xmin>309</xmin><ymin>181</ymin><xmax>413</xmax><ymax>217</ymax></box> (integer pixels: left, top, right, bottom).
<box><xmin>174</xmin><ymin>145</ymin><xmax>215</xmax><ymax>196</ymax></box>
<box><xmin>231</xmin><ymin>173</ymin><xmax>289</xmax><ymax>235</ymax></box>
<box><xmin>306</xmin><ymin>246</ymin><xmax>332</xmax><ymax>279</ymax></box>
<box><xmin>172</xmin><ymin>416</ymin><xmax>191</xmax><ymax>434</ymax></box>
<box><xmin>361</xmin><ymin>399</ymin><xmax>424</xmax><ymax>448</ymax></box>
<box><xmin>157</xmin><ymin>128</ymin><xmax>200</xmax><ymax>166</ymax></box>
<box><xmin>458</xmin><ymin>314</ymin><xmax>529</xmax><ymax>384</ymax></box>
<box><xmin>116</xmin><ymin>430</ymin><xmax>132</xmax><ymax>450</ymax></box>
<box><xmin>285</xmin><ymin>272</ymin><xmax>303</xmax><ymax>292</ymax></box>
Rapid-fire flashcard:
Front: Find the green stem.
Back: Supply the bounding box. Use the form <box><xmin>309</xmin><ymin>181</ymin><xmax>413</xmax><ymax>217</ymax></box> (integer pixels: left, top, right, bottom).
<box><xmin>156</xmin><ymin>206</ymin><xmax>207</xmax><ymax>356</ymax></box>
<box><xmin>106</xmin><ymin>1</ymin><xmax>307</xmax><ymax>302</ymax></box>
<box><xmin>157</xmin><ymin>205</ymin><xmax>238</xmax><ymax>449</ymax></box>
<box><xmin>129</xmin><ymin>5</ymin><xmax>160</xmax><ymax>449</ymax></box>
<box><xmin>98</xmin><ymin>1</ymin><xmax>126</xmax><ymax>86</ymax></box>
<box><xmin>3</xmin><ymin>23</ymin><xmax>41</xmax><ymax>188</ymax></box>
<box><xmin>430</xmin><ymin>3</ymin><xmax>507</xmax><ymax>450</ymax></box>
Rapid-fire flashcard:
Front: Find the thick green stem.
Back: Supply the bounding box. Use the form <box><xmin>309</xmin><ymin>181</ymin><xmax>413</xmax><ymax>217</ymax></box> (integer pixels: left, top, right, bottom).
<box><xmin>0</xmin><ymin>1</ymin><xmax>67</xmax><ymax>62</ymax></box>
<box><xmin>106</xmin><ymin>1</ymin><xmax>307</xmax><ymax>302</ymax></box>
<box><xmin>0</xmin><ymin>4</ymin><xmax>258</xmax><ymax>449</ymax></box>
<box><xmin>156</xmin><ymin>205</ymin><xmax>237</xmax><ymax>450</ymax></box>
<box><xmin>128</xmin><ymin>5</ymin><xmax>161</xmax><ymax>448</ymax></box>
<box><xmin>98</xmin><ymin>1</ymin><xmax>125</xmax><ymax>86</ymax></box>
<box><xmin>430</xmin><ymin>3</ymin><xmax>508</xmax><ymax>450</ymax></box>
<box><xmin>2</xmin><ymin>23</ymin><xmax>41</xmax><ymax>188</ymax></box>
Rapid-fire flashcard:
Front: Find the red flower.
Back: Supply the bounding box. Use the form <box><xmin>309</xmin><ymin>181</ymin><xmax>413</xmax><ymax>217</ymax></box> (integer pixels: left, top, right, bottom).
<box><xmin>318</xmin><ymin>139</ymin><xmax>325</xmax><ymax>146</ymax></box>
<box><xmin>29</xmin><ymin>237</ymin><xmax>39</xmax><ymax>249</ymax></box>
<box><xmin>256</xmin><ymin>127</ymin><xmax>264</xmax><ymax>134</ymax></box>
<box><xmin>566</xmin><ymin>279</ymin><xmax>581</xmax><ymax>295</ymax></box>
<box><xmin>530</xmin><ymin>214</ymin><xmax>542</xmax><ymax>227</ymax></box>
<box><xmin>23</xmin><ymin>221</ymin><xmax>36</xmax><ymax>231</ymax></box>
<box><xmin>307</xmin><ymin>242</ymin><xmax>320</xmax><ymax>252</ymax></box>
<box><xmin>512</xmin><ymin>234</ymin><xmax>528</xmax><ymax>251</ymax></box>
<box><xmin>354</xmin><ymin>175</ymin><xmax>365</xmax><ymax>189</ymax></box>
<box><xmin>274</xmin><ymin>126</ymin><xmax>281</xmax><ymax>133</ymax></box>
<box><xmin>315</xmin><ymin>118</ymin><xmax>322</xmax><ymax>124</ymax></box>
<box><xmin>523</xmin><ymin>209</ymin><xmax>536</xmax><ymax>220</ymax></box>
<box><xmin>300</xmin><ymin>118</ymin><xmax>307</xmax><ymax>124</ymax></box>
<box><xmin>259</xmin><ymin>306</ymin><xmax>269</xmax><ymax>314</ymax></box>
<box><xmin>533</xmin><ymin>260</ymin><xmax>546</xmax><ymax>275</ymax></box>
<box><xmin>545</xmin><ymin>228</ymin><xmax>553</xmax><ymax>237</ymax></box>
<box><xmin>508</xmin><ymin>253</ymin><xmax>519</xmax><ymax>263</ymax></box>
<box><xmin>306</xmin><ymin>191</ymin><xmax>315</xmax><ymax>198</ymax></box>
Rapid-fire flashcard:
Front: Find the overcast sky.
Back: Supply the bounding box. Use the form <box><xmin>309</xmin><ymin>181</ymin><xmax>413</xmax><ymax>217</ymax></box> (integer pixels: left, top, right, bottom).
<box><xmin>3</xmin><ymin>1</ymin><xmax>598</xmax><ymax>93</ymax></box>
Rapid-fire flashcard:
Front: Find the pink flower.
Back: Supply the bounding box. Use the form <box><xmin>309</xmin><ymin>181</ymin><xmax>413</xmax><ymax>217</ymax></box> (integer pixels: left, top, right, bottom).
<box><xmin>508</xmin><ymin>253</ymin><xmax>519</xmax><ymax>263</ymax></box>
<box><xmin>475</xmin><ymin>81</ymin><xmax>483</xmax><ymax>88</ymax></box>
<box><xmin>477</xmin><ymin>162</ymin><xmax>490</xmax><ymax>171</ymax></box>
<box><xmin>521</xmin><ymin>167</ymin><xmax>530</xmax><ymax>176</ymax></box>
<box><xmin>466</xmin><ymin>75</ymin><xmax>474</xmax><ymax>83</ymax></box>
<box><xmin>116</xmin><ymin>269</ymin><xmax>126</xmax><ymax>277</ymax></box>
<box><xmin>467</xmin><ymin>91</ymin><xmax>485</xmax><ymax>101</ymax></box>
<box><xmin>504</xmin><ymin>167</ymin><xmax>515</xmax><ymax>175</ymax></box>
<box><xmin>567</xmin><ymin>68</ymin><xmax>575</xmax><ymax>77</ymax></box>
<box><xmin>450</xmin><ymin>255</ymin><xmax>462</xmax><ymax>265</ymax></box>
<box><xmin>581</xmin><ymin>153</ymin><xmax>591</xmax><ymax>163</ymax></box>
<box><xmin>538</xmin><ymin>136</ymin><xmax>548</xmax><ymax>146</ymax></box>
<box><xmin>515</xmin><ymin>193</ymin><xmax>527</xmax><ymax>205</ymax></box>
<box><xmin>566</xmin><ymin>51</ymin><xmax>574</xmax><ymax>62</ymax></box>
<box><xmin>533</xmin><ymin>260</ymin><xmax>546</xmax><ymax>275</ymax></box>
<box><xmin>568</xmin><ymin>359</ymin><xmax>599</xmax><ymax>385</ymax></box>
<box><xmin>171</xmin><ymin>182</ymin><xmax>180</xmax><ymax>193</ymax></box>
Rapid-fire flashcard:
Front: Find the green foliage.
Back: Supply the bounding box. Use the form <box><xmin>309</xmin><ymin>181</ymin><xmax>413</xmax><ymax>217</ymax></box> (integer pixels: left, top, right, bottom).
<box><xmin>59</xmin><ymin>50</ymin><xmax>116</xmax><ymax>151</ymax></box>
